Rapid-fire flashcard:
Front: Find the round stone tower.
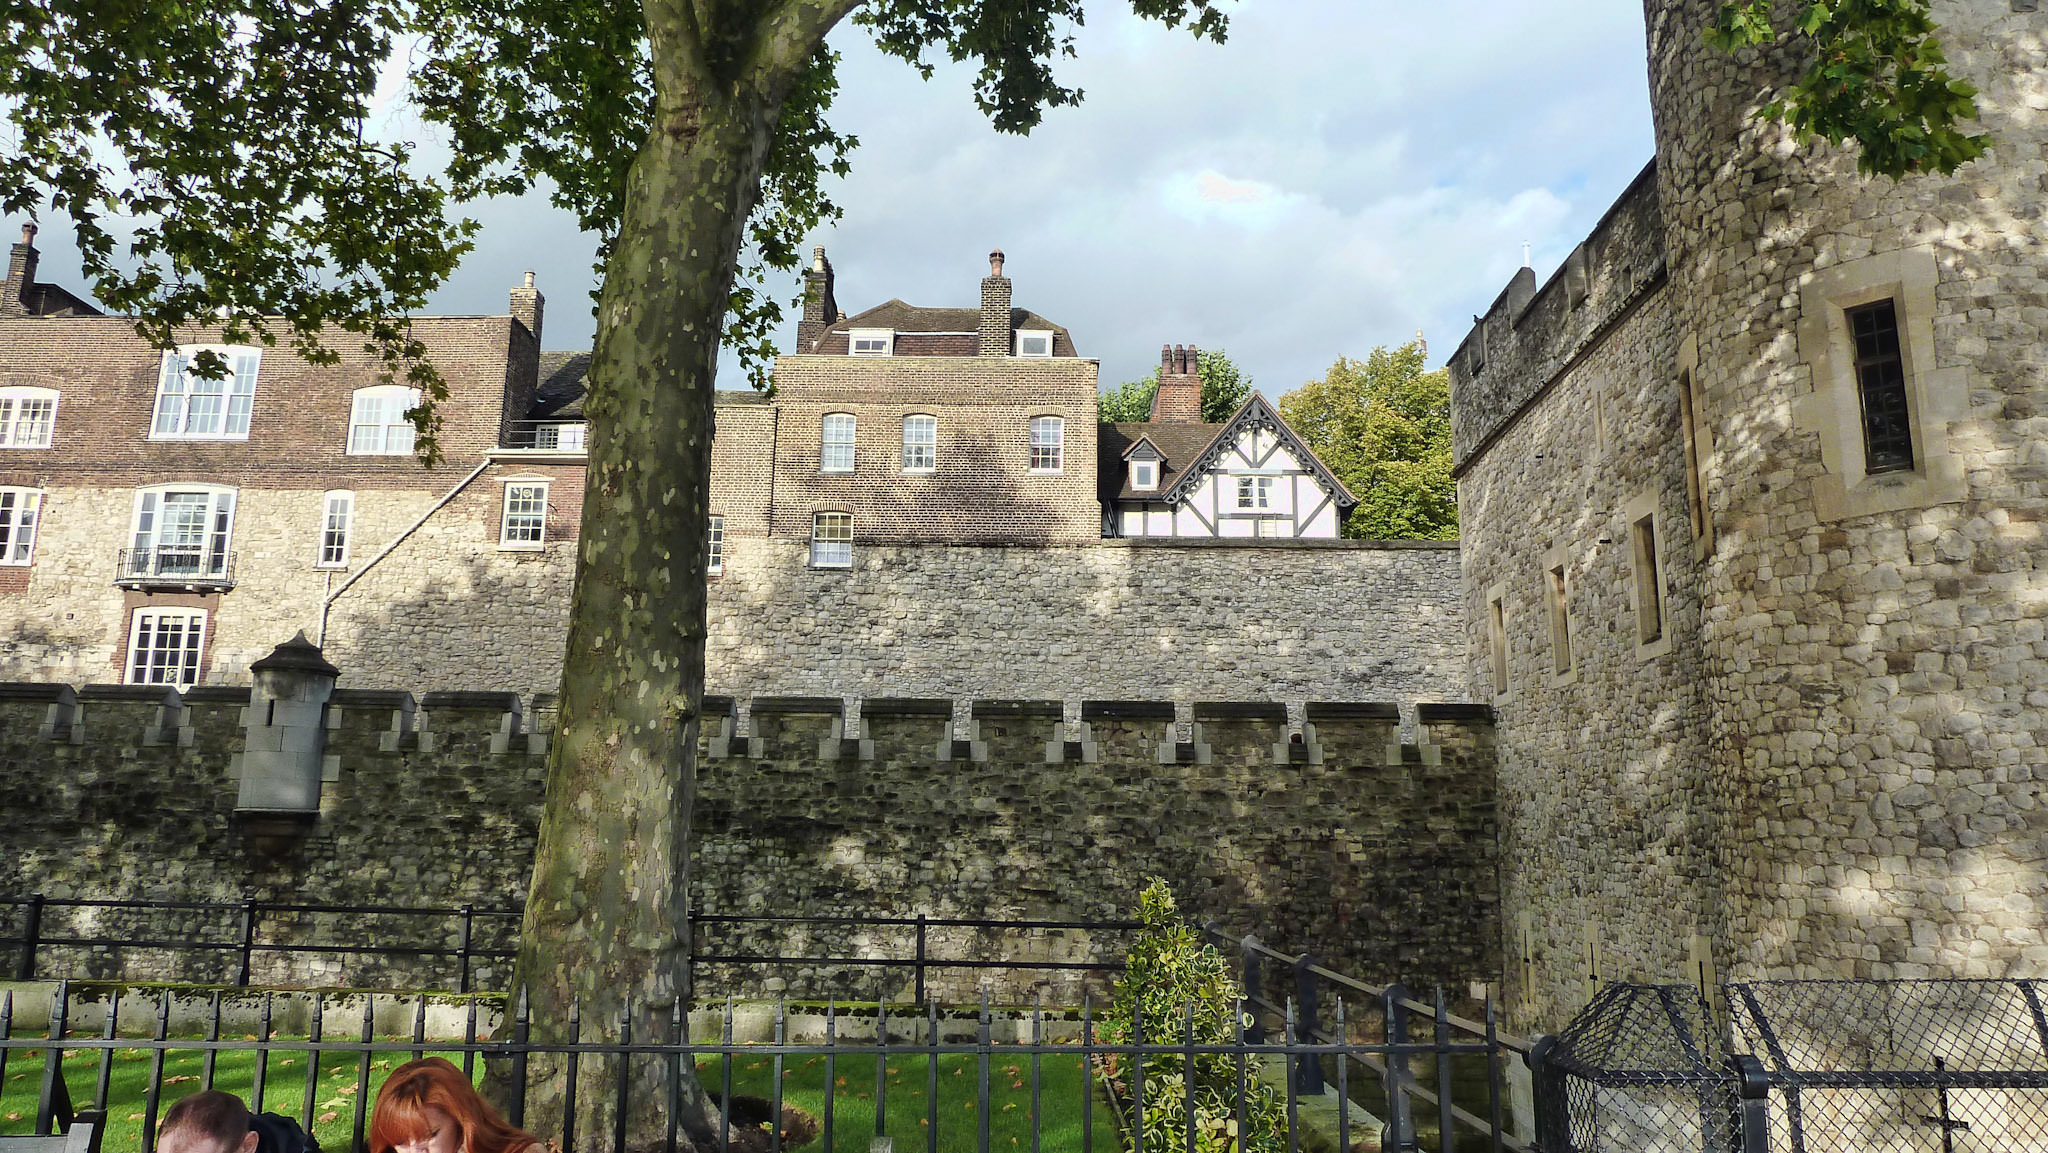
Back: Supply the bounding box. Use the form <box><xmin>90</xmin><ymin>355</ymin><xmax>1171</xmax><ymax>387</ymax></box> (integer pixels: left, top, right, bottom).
<box><xmin>1646</xmin><ymin>0</ymin><xmax>2048</xmax><ymax>981</ymax></box>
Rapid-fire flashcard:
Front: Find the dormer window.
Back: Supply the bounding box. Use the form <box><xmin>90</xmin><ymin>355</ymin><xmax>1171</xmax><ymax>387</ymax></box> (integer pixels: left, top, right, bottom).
<box><xmin>1016</xmin><ymin>330</ymin><xmax>1053</xmax><ymax>358</ymax></box>
<box><xmin>1131</xmin><ymin>460</ymin><xmax>1157</xmax><ymax>490</ymax></box>
<box><xmin>849</xmin><ymin>329</ymin><xmax>894</xmax><ymax>357</ymax></box>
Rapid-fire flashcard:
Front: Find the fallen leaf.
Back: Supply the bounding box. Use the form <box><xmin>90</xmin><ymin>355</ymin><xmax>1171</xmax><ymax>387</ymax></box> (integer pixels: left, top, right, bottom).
<box><xmin>4</xmin><ymin>1113</ymin><xmax>22</xmax><ymax>1122</ymax></box>
<box><xmin>318</xmin><ymin>1112</ymin><xmax>339</xmax><ymax>1124</ymax></box>
<box><xmin>1011</xmin><ymin>1080</ymin><xmax>1024</xmax><ymax>1089</ymax></box>
<box><xmin>126</xmin><ymin>1114</ymin><xmax>144</xmax><ymax>1122</ymax></box>
<box><xmin>834</xmin><ymin>1078</ymin><xmax>847</xmax><ymax>1087</ymax></box>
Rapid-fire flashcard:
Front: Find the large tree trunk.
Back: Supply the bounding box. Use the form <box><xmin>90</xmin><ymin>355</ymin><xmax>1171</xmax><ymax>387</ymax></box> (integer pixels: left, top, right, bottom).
<box><xmin>503</xmin><ymin>53</ymin><xmax>790</xmax><ymax>1152</ymax></box>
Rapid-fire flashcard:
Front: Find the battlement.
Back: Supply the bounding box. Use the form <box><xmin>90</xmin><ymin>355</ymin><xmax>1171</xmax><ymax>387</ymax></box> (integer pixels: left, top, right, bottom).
<box><xmin>1447</xmin><ymin>160</ymin><xmax>1665</xmax><ymax>469</ymax></box>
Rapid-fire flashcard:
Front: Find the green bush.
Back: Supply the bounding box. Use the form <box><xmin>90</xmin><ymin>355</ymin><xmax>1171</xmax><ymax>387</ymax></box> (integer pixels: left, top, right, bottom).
<box><xmin>1097</xmin><ymin>880</ymin><xmax>1289</xmax><ymax>1153</ymax></box>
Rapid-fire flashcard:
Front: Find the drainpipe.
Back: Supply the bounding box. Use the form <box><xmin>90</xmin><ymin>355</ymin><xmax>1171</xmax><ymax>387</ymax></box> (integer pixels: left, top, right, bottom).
<box><xmin>317</xmin><ymin>459</ymin><xmax>492</xmax><ymax>645</ymax></box>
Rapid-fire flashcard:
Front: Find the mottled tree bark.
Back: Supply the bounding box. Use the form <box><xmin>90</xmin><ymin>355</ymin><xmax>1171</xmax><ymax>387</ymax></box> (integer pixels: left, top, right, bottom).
<box><xmin>503</xmin><ymin>3</ymin><xmax>860</xmax><ymax>1148</ymax></box>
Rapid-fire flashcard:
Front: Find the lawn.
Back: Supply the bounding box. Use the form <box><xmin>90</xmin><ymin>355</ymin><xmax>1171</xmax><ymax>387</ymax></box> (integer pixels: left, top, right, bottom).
<box><xmin>0</xmin><ymin>1041</ymin><xmax>1120</xmax><ymax>1153</ymax></box>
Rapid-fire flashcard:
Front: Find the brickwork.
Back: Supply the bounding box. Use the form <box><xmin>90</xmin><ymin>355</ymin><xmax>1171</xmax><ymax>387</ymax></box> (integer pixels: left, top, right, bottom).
<box><xmin>1450</xmin><ymin>0</ymin><xmax>2048</xmax><ymax>1035</ymax></box>
<box><xmin>765</xmin><ymin>354</ymin><xmax>1103</xmax><ymax>544</ymax></box>
<box><xmin>0</xmin><ymin>679</ymin><xmax>1499</xmax><ymax>1000</ymax></box>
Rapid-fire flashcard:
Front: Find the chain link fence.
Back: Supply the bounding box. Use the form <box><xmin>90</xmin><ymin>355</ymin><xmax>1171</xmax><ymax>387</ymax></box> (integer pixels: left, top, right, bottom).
<box><xmin>1535</xmin><ymin>980</ymin><xmax>2048</xmax><ymax>1152</ymax></box>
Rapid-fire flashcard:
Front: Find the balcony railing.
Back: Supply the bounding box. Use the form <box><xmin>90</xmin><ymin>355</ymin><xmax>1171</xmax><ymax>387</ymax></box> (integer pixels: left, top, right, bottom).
<box><xmin>501</xmin><ymin>420</ymin><xmax>588</xmax><ymax>451</ymax></box>
<box><xmin>115</xmin><ymin>547</ymin><xmax>236</xmax><ymax>589</ymax></box>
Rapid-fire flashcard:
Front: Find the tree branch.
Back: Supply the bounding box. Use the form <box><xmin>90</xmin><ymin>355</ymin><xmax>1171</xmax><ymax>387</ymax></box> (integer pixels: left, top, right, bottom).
<box><xmin>750</xmin><ymin>0</ymin><xmax>863</xmax><ymax>82</ymax></box>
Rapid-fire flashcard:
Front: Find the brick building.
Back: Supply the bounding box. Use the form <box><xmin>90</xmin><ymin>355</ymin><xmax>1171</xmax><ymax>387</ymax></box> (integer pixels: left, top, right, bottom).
<box><xmin>0</xmin><ymin>230</ymin><xmax>1459</xmax><ymax>710</ymax></box>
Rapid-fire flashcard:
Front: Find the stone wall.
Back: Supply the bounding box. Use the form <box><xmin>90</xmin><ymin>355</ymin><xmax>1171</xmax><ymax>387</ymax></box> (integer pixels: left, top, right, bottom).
<box><xmin>0</xmin><ymin>680</ymin><xmax>1500</xmax><ymax>1002</ymax></box>
<box><xmin>705</xmin><ymin>538</ymin><xmax>1469</xmax><ymax>713</ymax></box>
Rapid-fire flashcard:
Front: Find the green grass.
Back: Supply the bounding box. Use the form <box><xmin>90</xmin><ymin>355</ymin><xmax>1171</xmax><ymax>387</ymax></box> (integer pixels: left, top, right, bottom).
<box><xmin>1</xmin><ymin>1042</ymin><xmax>1120</xmax><ymax>1153</ymax></box>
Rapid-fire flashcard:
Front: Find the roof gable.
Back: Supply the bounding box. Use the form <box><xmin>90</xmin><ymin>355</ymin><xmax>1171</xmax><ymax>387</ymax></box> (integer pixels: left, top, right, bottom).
<box><xmin>1156</xmin><ymin>393</ymin><xmax>1357</xmax><ymax>508</ymax></box>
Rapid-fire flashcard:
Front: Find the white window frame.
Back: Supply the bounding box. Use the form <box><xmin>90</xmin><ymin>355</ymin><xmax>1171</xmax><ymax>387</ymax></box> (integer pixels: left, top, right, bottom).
<box><xmin>1131</xmin><ymin>460</ymin><xmax>1158</xmax><ymax>491</ymax></box>
<box><xmin>902</xmin><ymin>415</ymin><xmax>937</xmax><ymax>473</ymax></box>
<box><xmin>811</xmin><ymin>512</ymin><xmax>853</xmax><ymax>569</ymax></box>
<box><xmin>533</xmin><ymin>422</ymin><xmax>587</xmax><ymax>451</ymax></box>
<box><xmin>1015</xmin><ymin>330</ymin><xmax>1054</xmax><ymax>358</ymax></box>
<box><xmin>126</xmin><ymin>608</ymin><xmax>208</xmax><ymax>688</ymax></box>
<box><xmin>821</xmin><ymin>413</ymin><xmax>857</xmax><ymax>473</ymax></box>
<box><xmin>0</xmin><ymin>487</ymin><xmax>42</xmax><ymax>565</ymax></box>
<box><xmin>0</xmin><ymin>387</ymin><xmax>58</xmax><ymax>449</ymax></box>
<box><xmin>1028</xmin><ymin>416</ymin><xmax>1064</xmax><ymax>473</ymax></box>
<box><xmin>150</xmin><ymin>346</ymin><xmax>260</xmax><ymax>441</ymax></box>
<box><xmin>128</xmin><ymin>485</ymin><xmax>237</xmax><ymax>581</ymax></box>
<box><xmin>500</xmin><ymin>480</ymin><xmax>549</xmax><ymax>549</ymax></box>
<box><xmin>317</xmin><ymin>490</ymin><xmax>354</xmax><ymax>569</ymax></box>
<box><xmin>347</xmin><ymin>385</ymin><xmax>420</xmax><ymax>455</ymax></box>
<box><xmin>1236</xmin><ymin>475</ymin><xmax>1273</xmax><ymax>510</ymax></box>
<box><xmin>707</xmin><ymin>514</ymin><xmax>725</xmax><ymax>576</ymax></box>
<box><xmin>849</xmin><ymin>329</ymin><xmax>894</xmax><ymax>357</ymax></box>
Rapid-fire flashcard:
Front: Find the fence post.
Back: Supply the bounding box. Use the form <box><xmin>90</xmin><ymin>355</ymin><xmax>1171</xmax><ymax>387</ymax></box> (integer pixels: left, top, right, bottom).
<box><xmin>236</xmin><ymin>901</ymin><xmax>257</xmax><ymax>986</ymax></box>
<box><xmin>1293</xmin><ymin>953</ymin><xmax>1323</xmax><ymax>1095</ymax></box>
<box><xmin>1381</xmin><ymin>983</ymin><xmax>1417</xmax><ymax>1153</ymax></box>
<box><xmin>16</xmin><ymin>894</ymin><xmax>42</xmax><ymax>980</ymax></box>
<box><xmin>1529</xmin><ymin>1034</ymin><xmax>1570</xmax><ymax>1153</ymax></box>
<box><xmin>914</xmin><ymin>914</ymin><xmax>928</xmax><ymax>1007</ymax></box>
<box><xmin>507</xmin><ymin>987</ymin><xmax>531</xmax><ymax>1129</ymax></box>
<box><xmin>457</xmin><ymin>904</ymin><xmax>475</xmax><ymax>994</ymax></box>
<box><xmin>1241</xmin><ymin>935</ymin><xmax>1265</xmax><ymax>1043</ymax></box>
<box><xmin>1734</xmin><ymin>1053</ymin><xmax>1770</xmax><ymax>1153</ymax></box>
<box><xmin>36</xmin><ymin>979</ymin><xmax>70</xmax><ymax>1135</ymax></box>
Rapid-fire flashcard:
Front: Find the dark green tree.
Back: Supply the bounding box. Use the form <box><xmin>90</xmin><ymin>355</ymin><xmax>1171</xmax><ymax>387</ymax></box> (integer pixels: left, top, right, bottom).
<box><xmin>1097</xmin><ymin>348</ymin><xmax>1251</xmax><ymax>423</ymax></box>
<box><xmin>1278</xmin><ymin>341</ymin><xmax>1455</xmax><ymax>541</ymax></box>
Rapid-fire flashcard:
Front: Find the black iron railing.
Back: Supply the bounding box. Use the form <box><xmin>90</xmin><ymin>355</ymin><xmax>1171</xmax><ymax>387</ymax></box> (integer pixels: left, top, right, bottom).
<box><xmin>0</xmin><ymin>896</ymin><xmax>520</xmax><ymax>992</ymax></box>
<box><xmin>501</xmin><ymin>420</ymin><xmax>589</xmax><ymax>451</ymax></box>
<box><xmin>1</xmin><ymin>979</ymin><xmax>1523</xmax><ymax>1153</ymax></box>
<box><xmin>114</xmin><ymin>547</ymin><xmax>236</xmax><ymax>588</ymax></box>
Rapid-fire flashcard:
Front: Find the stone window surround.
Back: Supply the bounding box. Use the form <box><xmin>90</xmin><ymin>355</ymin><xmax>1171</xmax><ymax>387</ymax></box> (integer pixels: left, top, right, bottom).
<box><xmin>820</xmin><ymin>412</ymin><xmax>856</xmax><ymax>473</ymax></box>
<box><xmin>127</xmin><ymin>606</ymin><xmax>208</xmax><ymax>688</ymax></box>
<box><xmin>1624</xmin><ymin>488</ymin><xmax>1671</xmax><ymax>661</ymax></box>
<box><xmin>1675</xmin><ymin>334</ymin><xmax>1714</xmax><ymax>560</ymax></box>
<box><xmin>1792</xmin><ymin>245</ymin><xmax>1965</xmax><ymax>522</ymax></box>
<box><xmin>1028</xmin><ymin>415</ymin><xmax>1064</xmax><ymax>474</ymax></box>
<box><xmin>499</xmin><ymin>478</ymin><xmax>548</xmax><ymax>550</ymax></box>
<box><xmin>0</xmin><ymin>386</ymin><xmax>57</xmax><ymax>449</ymax></box>
<box><xmin>150</xmin><ymin>345</ymin><xmax>260</xmax><ymax>441</ymax></box>
<box><xmin>347</xmin><ymin>385</ymin><xmax>420</xmax><ymax>456</ymax></box>
<box><xmin>317</xmin><ymin>490</ymin><xmax>353</xmax><ymax>570</ymax></box>
<box><xmin>901</xmin><ymin>414</ymin><xmax>937</xmax><ymax>473</ymax></box>
<box><xmin>0</xmin><ymin>486</ymin><xmax>40</xmax><ymax>566</ymax></box>
<box><xmin>1485</xmin><ymin>578</ymin><xmax>1510</xmax><ymax>700</ymax></box>
<box><xmin>1015</xmin><ymin>329</ymin><xmax>1054</xmax><ymax>358</ymax></box>
<box><xmin>1543</xmin><ymin>542</ymin><xmax>1575</xmax><ymax>686</ymax></box>
<box><xmin>848</xmin><ymin>328</ymin><xmax>894</xmax><ymax>357</ymax></box>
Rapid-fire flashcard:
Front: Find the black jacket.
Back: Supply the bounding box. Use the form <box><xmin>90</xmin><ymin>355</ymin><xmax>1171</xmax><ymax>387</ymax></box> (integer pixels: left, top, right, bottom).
<box><xmin>250</xmin><ymin>1112</ymin><xmax>321</xmax><ymax>1153</ymax></box>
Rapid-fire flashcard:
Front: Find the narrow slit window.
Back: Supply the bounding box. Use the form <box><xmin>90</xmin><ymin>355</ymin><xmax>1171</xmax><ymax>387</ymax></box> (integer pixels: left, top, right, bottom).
<box><xmin>1546</xmin><ymin>564</ymin><xmax>1572</xmax><ymax>675</ymax></box>
<box><xmin>1677</xmin><ymin>371</ymin><xmax>1707</xmax><ymax>540</ymax></box>
<box><xmin>1488</xmin><ymin>593</ymin><xmax>1508</xmax><ymax>695</ymax></box>
<box><xmin>1848</xmin><ymin>299</ymin><xmax>1913</xmax><ymax>474</ymax></box>
<box><xmin>1631</xmin><ymin>512</ymin><xmax>1664</xmax><ymax>646</ymax></box>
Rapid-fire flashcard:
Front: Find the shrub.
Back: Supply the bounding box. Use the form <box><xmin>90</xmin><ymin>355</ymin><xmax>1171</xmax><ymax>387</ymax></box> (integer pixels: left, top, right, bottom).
<box><xmin>1096</xmin><ymin>880</ymin><xmax>1290</xmax><ymax>1153</ymax></box>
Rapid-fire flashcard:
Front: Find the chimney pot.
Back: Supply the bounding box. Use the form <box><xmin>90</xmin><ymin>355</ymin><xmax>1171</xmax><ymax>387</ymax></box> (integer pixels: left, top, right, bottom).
<box><xmin>522</xmin><ymin>270</ymin><xmax>535</xmax><ymax>289</ymax></box>
<box><xmin>19</xmin><ymin>223</ymin><xmax>35</xmax><ymax>244</ymax></box>
<box><xmin>989</xmin><ymin>249</ymin><xmax>1005</xmax><ymax>278</ymax></box>
<box><xmin>812</xmin><ymin>246</ymin><xmax>826</xmax><ymax>273</ymax></box>
<box><xmin>1161</xmin><ymin>344</ymin><xmax>1173</xmax><ymax>372</ymax></box>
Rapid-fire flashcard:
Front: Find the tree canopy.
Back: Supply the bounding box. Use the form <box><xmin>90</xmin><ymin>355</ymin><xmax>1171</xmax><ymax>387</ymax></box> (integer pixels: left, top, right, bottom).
<box><xmin>1278</xmin><ymin>341</ymin><xmax>1456</xmax><ymax>542</ymax></box>
<box><xmin>1098</xmin><ymin>348</ymin><xmax>1252</xmax><ymax>424</ymax></box>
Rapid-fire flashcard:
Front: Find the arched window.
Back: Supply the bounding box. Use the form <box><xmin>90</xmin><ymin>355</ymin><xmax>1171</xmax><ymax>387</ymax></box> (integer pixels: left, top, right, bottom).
<box><xmin>348</xmin><ymin>385</ymin><xmax>420</xmax><ymax>455</ymax></box>
<box><xmin>1028</xmin><ymin>416</ymin><xmax>1064</xmax><ymax>473</ymax></box>
<box><xmin>151</xmin><ymin>347</ymin><xmax>260</xmax><ymax>440</ymax></box>
<box><xmin>820</xmin><ymin>413</ymin><xmax>856</xmax><ymax>472</ymax></box>
<box><xmin>902</xmin><ymin>415</ymin><xmax>936</xmax><ymax>472</ymax></box>
<box><xmin>0</xmin><ymin>387</ymin><xmax>58</xmax><ymax>448</ymax></box>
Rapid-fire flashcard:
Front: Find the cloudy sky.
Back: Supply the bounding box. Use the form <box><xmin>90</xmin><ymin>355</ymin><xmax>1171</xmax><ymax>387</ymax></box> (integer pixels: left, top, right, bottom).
<box><xmin>24</xmin><ymin>2</ymin><xmax>1656</xmax><ymax>399</ymax></box>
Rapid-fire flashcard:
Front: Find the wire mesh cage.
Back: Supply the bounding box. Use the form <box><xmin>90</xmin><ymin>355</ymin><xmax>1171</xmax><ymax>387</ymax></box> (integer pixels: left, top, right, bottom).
<box><xmin>1535</xmin><ymin>983</ymin><xmax>1738</xmax><ymax>1153</ymax></box>
<box><xmin>1729</xmin><ymin>980</ymin><xmax>2048</xmax><ymax>1153</ymax></box>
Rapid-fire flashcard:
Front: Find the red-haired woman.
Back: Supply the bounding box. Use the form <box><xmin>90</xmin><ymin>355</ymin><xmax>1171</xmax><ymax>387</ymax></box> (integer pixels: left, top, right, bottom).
<box><xmin>369</xmin><ymin>1057</ymin><xmax>544</xmax><ymax>1153</ymax></box>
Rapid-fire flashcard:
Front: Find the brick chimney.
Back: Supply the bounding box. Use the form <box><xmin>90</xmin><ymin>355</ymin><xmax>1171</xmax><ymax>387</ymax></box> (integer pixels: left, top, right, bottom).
<box><xmin>1149</xmin><ymin>344</ymin><xmax>1204</xmax><ymax>423</ymax></box>
<box><xmin>797</xmin><ymin>246</ymin><xmax>838</xmax><ymax>352</ymax></box>
<box><xmin>509</xmin><ymin>270</ymin><xmax>544</xmax><ymax>342</ymax></box>
<box><xmin>3</xmin><ymin>223</ymin><xmax>39</xmax><ymax>318</ymax></box>
<box><xmin>978</xmin><ymin>249</ymin><xmax>1011</xmax><ymax>357</ymax></box>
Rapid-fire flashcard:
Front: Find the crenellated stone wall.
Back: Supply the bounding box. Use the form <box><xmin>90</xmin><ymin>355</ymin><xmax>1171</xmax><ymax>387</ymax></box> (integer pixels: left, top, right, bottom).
<box><xmin>0</xmin><ymin>679</ymin><xmax>1500</xmax><ymax>1003</ymax></box>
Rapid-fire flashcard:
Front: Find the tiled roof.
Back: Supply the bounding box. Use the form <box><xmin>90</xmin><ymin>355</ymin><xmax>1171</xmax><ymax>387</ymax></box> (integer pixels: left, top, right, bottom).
<box><xmin>1097</xmin><ymin>421</ymin><xmax>1227</xmax><ymax>503</ymax></box>
<box><xmin>531</xmin><ymin>351</ymin><xmax>590</xmax><ymax>418</ymax></box>
<box><xmin>813</xmin><ymin>300</ymin><xmax>1079</xmax><ymax>357</ymax></box>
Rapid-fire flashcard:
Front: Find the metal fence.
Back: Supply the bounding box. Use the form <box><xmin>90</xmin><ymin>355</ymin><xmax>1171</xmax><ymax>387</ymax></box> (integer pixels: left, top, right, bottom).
<box><xmin>1532</xmin><ymin>979</ymin><xmax>2048</xmax><ymax>1152</ymax></box>
<box><xmin>1</xmin><ymin>898</ymin><xmax>1138</xmax><ymax>1002</ymax></box>
<box><xmin>0</xmin><ymin>979</ymin><xmax>1524</xmax><ymax>1153</ymax></box>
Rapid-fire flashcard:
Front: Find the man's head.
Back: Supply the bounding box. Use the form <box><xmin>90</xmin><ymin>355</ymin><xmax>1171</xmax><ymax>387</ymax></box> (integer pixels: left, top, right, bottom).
<box><xmin>157</xmin><ymin>1091</ymin><xmax>259</xmax><ymax>1153</ymax></box>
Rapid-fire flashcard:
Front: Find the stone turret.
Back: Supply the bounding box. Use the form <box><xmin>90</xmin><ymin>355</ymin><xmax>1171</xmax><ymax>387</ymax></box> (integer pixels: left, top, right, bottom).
<box><xmin>233</xmin><ymin>632</ymin><xmax>341</xmax><ymax>823</ymax></box>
